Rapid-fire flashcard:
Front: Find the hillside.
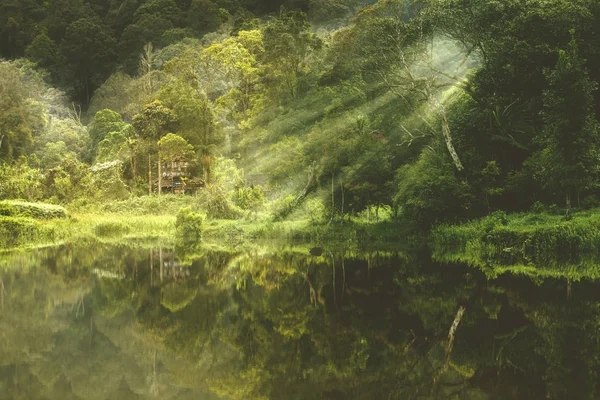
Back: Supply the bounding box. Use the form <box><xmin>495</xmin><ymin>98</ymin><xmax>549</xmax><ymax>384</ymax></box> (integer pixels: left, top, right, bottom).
<box><xmin>1</xmin><ymin>0</ymin><xmax>600</xmax><ymax>231</ymax></box>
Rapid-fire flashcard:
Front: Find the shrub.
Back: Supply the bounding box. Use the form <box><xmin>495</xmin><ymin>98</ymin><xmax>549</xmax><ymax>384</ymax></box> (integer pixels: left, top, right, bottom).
<box><xmin>0</xmin><ymin>216</ymin><xmax>55</xmax><ymax>248</ymax></box>
<box><xmin>199</xmin><ymin>185</ymin><xmax>244</xmax><ymax>219</ymax></box>
<box><xmin>271</xmin><ymin>194</ymin><xmax>296</xmax><ymax>221</ymax></box>
<box><xmin>530</xmin><ymin>201</ymin><xmax>546</xmax><ymax>213</ymax></box>
<box><xmin>176</xmin><ymin>207</ymin><xmax>203</xmax><ymax>243</ymax></box>
<box><xmin>0</xmin><ymin>201</ymin><xmax>68</xmax><ymax>219</ymax></box>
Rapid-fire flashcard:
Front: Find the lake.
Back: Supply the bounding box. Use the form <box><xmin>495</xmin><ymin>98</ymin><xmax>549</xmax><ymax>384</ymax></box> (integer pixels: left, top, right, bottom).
<box><xmin>0</xmin><ymin>242</ymin><xmax>598</xmax><ymax>399</ymax></box>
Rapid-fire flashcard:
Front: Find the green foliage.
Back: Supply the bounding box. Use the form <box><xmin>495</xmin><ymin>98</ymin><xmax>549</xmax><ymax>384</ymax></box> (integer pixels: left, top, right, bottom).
<box><xmin>158</xmin><ymin>133</ymin><xmax>195</xmax><ymax>163</ymax></box>
<box><xmin>200</xmin><ymin>184</ymin><xmax>245</xmax><ymax>219</ymax></box>
<box><xmin>133</xmin><ymin>100</ymin><xmax>178</xmax><ymax>140</ymax></box>
<box><xmin>94</xmin><ymin>220</ymin><xmax>131</xmax><ymax>237</ymax></box>
<box><xmin>394</xmin><ymin>148</ymin><xmax>473</xmax><ymax>227</ymax></box>
<box><xmin>0</xmin><ymin>160</ymin><xmax>44</xmax><ymax>201</ymax></box>
<box><xmin>0</xmin><ymin>200</ymin><xmax>67</xmax><ymax>219</ymax></box>
<box><xmin>175</xmin><ymin>206</ymin><xmax>203</xmax><ymax>242</ymax></box>
<box><xmin>2</xmin><ymin>0</ymin><xmax>600</xmax><ymax>234</ymax></box>
<box><xmin>89</xmin><ymin>109</ymin><xmax>127</xmax><ymax>152</ymax></box>
<box><xmin>432</xmin><ymin>208</ymin><xmax>600</xmax><ymax>276</ymax></box>
<box><xmin>271</xmin><ymin>194</ymin><xmax>296</xmax><ymax>221</ymax></box>
<box><xmin>0</xmin><ymin>216</ymin><xmax>55</xmax><ymax>248</ymax></box>
<box><xmin>95</xmin><ymin>194</ymin><xmax>201</xmax><ymax>215</ymax></box>
<box><xmin>0</xmin><ymin>60</ymin><xmax>47</xmax><ymax>162</ymax></box>
<box><xmin>235</xmin><ymin>186</ymin><xmax>265</xmax><ymax>211</ymax></box>
<box><xmin>59</xmin><ymin>18</ymin><xmax>117</xmax><ymax>102</ymax></box>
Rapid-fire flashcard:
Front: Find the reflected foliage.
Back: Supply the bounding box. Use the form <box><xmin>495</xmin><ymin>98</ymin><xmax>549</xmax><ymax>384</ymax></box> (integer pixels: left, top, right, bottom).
<box><xmin>2</xmin><ymin>243</ymin><xmax>600</xmax><ymax>398</ymax></box>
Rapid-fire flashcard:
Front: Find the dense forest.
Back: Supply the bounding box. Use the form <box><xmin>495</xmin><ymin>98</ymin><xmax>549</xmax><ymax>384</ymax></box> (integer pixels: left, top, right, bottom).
<box><xmin>2</xmin><ymin>0</ymin><xmax>600</xmax><ymax>229</ymax></box>
<box><xmin>5</xmin><ymin>2</ymin><xmax>600</xmax><ymax>399</ymax></box>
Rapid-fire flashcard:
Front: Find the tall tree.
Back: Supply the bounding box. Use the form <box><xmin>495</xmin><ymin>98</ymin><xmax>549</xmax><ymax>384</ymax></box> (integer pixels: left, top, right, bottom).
<box><xmin>0</xmin><ymin>61</ymin><xmax>47</xmax><ymax>162</ymax></box>
<box><xmin>59</xmin><ymin>18</ymin><xmax>117</xmax><ymax>103</ymax></box>
<box><xmin>262</xmin><ymin>11</ymin><xmax>322</xmax><ymax>100</ymax></box>
<box><xmin>530</xmin><ymin>36</ymin><xmax>600</xmax><ymax>212</ymax></box>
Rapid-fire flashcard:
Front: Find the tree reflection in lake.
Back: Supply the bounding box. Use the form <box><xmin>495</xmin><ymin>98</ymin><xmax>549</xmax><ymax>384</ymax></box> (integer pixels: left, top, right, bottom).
<box><xmin>1</xmin><ymin>243</ymin><xmax>599</xmax><ymax>399</ymax></box>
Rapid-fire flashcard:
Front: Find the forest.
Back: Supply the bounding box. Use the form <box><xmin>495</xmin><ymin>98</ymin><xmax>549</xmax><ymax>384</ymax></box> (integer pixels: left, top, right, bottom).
<box><xmin>4</xmin><ymin>1</ymin><xmax>600</xmax><ymax>399</ymax></box>
<box><xmin>1</xmin><ymin>0</ymin><xmax>600</xmax><ymax>241</ymax></box>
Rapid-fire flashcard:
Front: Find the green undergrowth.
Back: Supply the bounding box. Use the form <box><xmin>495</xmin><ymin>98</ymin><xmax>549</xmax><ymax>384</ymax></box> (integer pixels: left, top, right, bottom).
<box><xmin>73</xmin><ymin>195</ymin><xmax>204</xmax><ymax>216</ymax></box>
<box><xmin>0</xmin><ymin>216</ymin><xmax>58</xmax><ymax>249</ymax></box>
<box><xmin>431</xmin><ymin>209</ymin><xmax>600</xmax><ymax>280</ymax></box>
<box><xmin>0</xmin><ymin>197</ymin><xmax>416</xmax><ymax>252</ymax></box>
<box><xmin>0</xmin><ymin>200</ymin><xmax>68</xmax><ymax>219</ymax></box>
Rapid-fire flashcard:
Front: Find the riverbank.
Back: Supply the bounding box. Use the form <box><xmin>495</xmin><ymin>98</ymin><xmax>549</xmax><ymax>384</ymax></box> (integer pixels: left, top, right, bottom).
<box><xmin>0</xmin><ymin>199</ymin><xmax>416</xmax><ymax>252</ymax></box>
<box><xmin>430</xmin><ymin>209</ymin><xmax>600</xmax><ymax>279</ymax></box>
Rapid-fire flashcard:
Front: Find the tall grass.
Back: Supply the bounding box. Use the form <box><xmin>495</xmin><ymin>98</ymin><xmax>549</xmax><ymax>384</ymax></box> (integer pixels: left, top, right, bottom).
<box><xmin>431</xmin><ymin>210</ymin><xmax>600</xmax><ymax>280</ymax></box>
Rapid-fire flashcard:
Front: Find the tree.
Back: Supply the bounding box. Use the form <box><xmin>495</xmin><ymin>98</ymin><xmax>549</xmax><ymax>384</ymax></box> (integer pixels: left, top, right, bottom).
<box><xmin>0</xmin><ymin>60</ymin><xmax>47</xmax><ymax>162</ymax></box>
<box><xmin>158</xmin><ymin>133</ymin><xmax>194</xmax><ymax>163</ymax></box>
<box><xmin>354</xmin><ymin>3</ymin><xmax>471</xmax><ymax>171</ymax></box>
<box><xmin>133</xmin><ymin>0</ymin><xmax>182</xmax><ymax>25</ymax></box>
<box><xmin>262</xmin><ymin>11</ymin><xmax>323</xmax><ymax>100</ymax></box>
<box><xmin>25</xmin><ymin>31</ymin><xmax>61</xmax><ymax>75</ymax></box>
<box><xmin>201</xmin><ymin>29</ymin><xmax>265</xmax><ymax>126</ymax></box>
<box><xmin>158</xmin><ymin>79</ymin><xmax>220</xmax><ymax>154</ymax></box>
<box><xmin>186</xmin><ymin>0</ymin><xmax>222</xmax><ymax>36</ymax></box>
<box><xmin>88</xmin><ymin>109</ymin><xmax>127</xmax><ymax>153</ymax></box>
<box><xmin>133</xmin><ymin>100</ymin><xmax>178</xmax><ymax>140</ymax></box>
<box><xmin>59</xmin><ymin>18</ymin><xmax>117</xmax><ymax>102</ymax></box>
<box><xmin>530</xmin><ymin>36</ymin><xmax>600</xmax><ymax>213</ymax></box>
<box><xmin>118</xmin><ymin>13</ymin><xmax>174</xmax><ymax>73</ymax></box>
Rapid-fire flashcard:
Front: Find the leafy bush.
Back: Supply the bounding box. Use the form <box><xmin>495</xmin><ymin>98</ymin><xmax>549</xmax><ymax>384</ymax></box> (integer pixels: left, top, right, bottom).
<box><xmin>0</xmin><ymin>200</ymin><xmax>68</xmax><ymax>219</ymax></box>
<box><xmin>530</xmin><ymin>201</ymin><xmax>546</xmax><ymax>213</ymax></box>
<box><xmin>234</xmin><ymin>186</ymin><xmax>265</xmax><ymax>213</ymax></box>
<box><xmin>199</xmin><ymin>184</ymin><xmax>244</xmax><ymax>219</ymax></box>
<box><xmin>581</xmin><ymin>195</ymin><xmax>600</xmax><ymax>209</ymax></box>
<box><xmin>0</xmin><ymin>216</ymin><xmax>55</xmax><ymax>248</ymax></box>
<box><xmin>271</xmin><ymin>194</ymin><xmax>296</xmax><ymax>221</ymax></box>
<box><xmin>176</xmin><ymin>207</ymin><xmax>203</xmax><ymax>242</ymax></box>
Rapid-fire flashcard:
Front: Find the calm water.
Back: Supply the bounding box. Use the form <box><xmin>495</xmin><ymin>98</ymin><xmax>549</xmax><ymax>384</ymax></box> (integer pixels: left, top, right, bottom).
<box><xmin>0</xmin><ymin>242</ymin><xmax>599</xmax><ymax>399</ymax></box>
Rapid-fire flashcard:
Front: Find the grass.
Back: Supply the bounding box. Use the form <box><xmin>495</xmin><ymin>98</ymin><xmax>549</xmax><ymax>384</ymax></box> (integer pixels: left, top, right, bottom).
<box><xmin>430</xmin><ymin>209</ymin><xmax>600</xmax><ymax>280</ymax></box>
<box><xmin>0</xmin><ymin>196</ymin><xmax>417</xmax><ymax>252</ymax></box>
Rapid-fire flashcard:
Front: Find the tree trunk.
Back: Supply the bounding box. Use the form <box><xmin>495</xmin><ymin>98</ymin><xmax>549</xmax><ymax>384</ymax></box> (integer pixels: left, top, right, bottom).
<box><xmin>171</xmin><ymin>160</ymin><xmax>175</xmax><ymax>193</ymax></box>
<box><xmin>295</xmin><ymin>161</ymin><xmax>317</xmax><ymax>206</ymax></box>
<box><xmin>430</xmin><ymin>96</ymin><xmax>464</xmax><ymax>171</ymax></box>
<box><xmin>328</xmin><ymin>170</ymin><xmax>335</xmax><ymax>224</ymax></box>
<box><xmin>132</xmin><ymin>155</ymin><xmax>137</xmax><ymax>179</ymax></box>
<box><xmin>148</xmin><ymin>155</ymin><xmax>152</xmax><ymax>195</ymax></box>
<box><xmin>340</xmin><ymin>180</ymin><xmax>344</xmax><ymax>219</ymax></box>
<box><xmin>158</xmin><ymin>158</ymin><xmax>162</xmax><ymax>195</ymax></box>
<box><xmin>433</xmin><ymin>305</ymin><xmax>466</xmax><ymax>386</ymax></box>
<box><xmin>566</xmin><ymin>192</ymin><xmax>572</xmax><ymax>216</ymax></box>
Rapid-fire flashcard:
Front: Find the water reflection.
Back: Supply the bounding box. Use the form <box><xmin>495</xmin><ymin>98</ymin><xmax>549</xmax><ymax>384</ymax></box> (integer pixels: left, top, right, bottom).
<box><xmin>0</xmin><ymin>243</ymin><xmax>599</xmax><ymax>399</ymax></box>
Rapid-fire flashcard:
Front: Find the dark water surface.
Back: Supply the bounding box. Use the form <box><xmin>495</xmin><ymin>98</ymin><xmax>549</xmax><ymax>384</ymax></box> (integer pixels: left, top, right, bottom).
<box><xmin>1</xmin><ymin>242</ymin><xmax>599</xmax><ymax>399</ymax></box>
